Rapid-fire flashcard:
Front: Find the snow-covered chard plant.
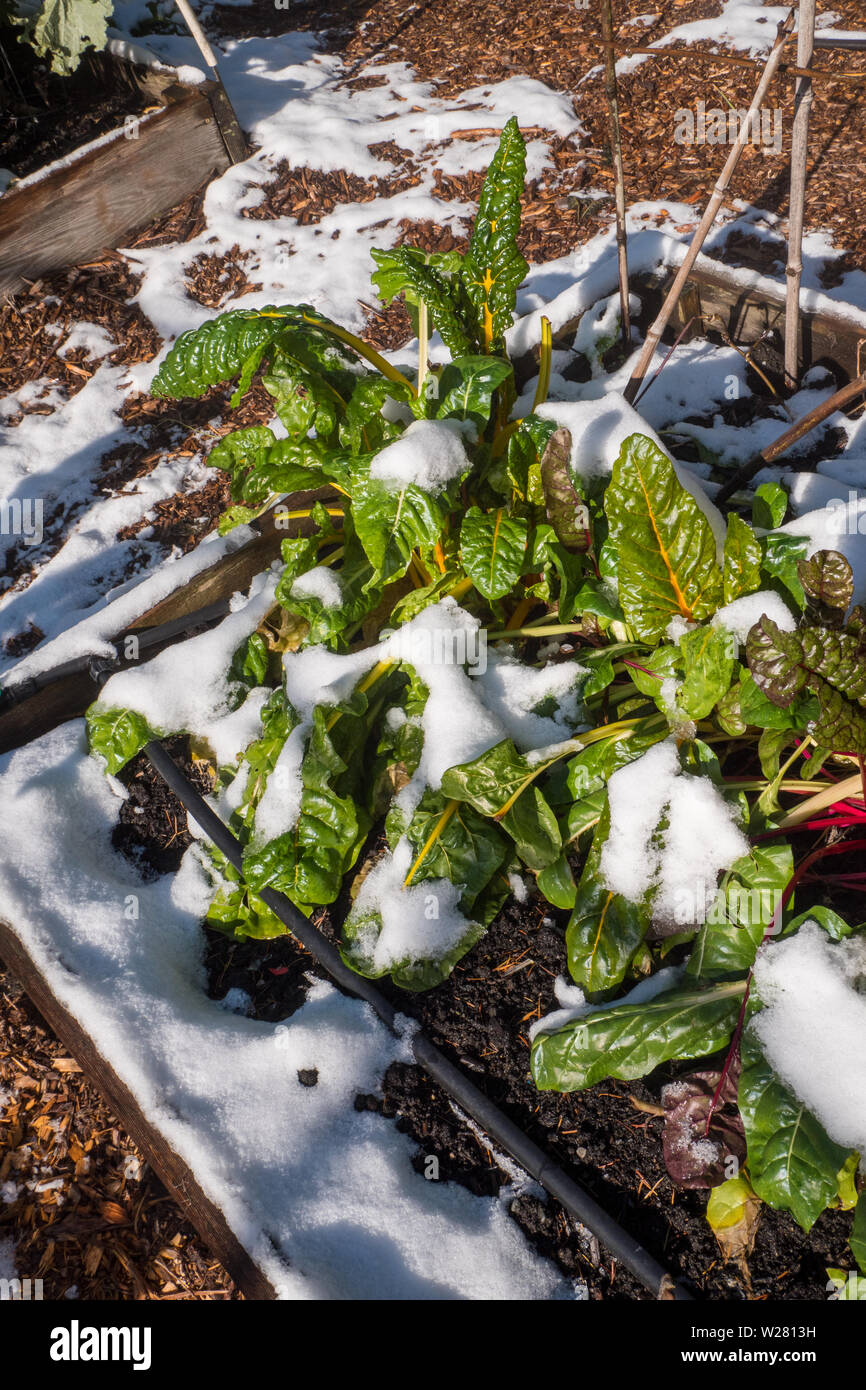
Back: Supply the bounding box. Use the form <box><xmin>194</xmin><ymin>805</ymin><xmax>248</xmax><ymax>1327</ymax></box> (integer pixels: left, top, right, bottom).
<box><xmin>84</xmin><ymin>120</ymin><xmax>866</xmax><ymax>1255</ymax></box>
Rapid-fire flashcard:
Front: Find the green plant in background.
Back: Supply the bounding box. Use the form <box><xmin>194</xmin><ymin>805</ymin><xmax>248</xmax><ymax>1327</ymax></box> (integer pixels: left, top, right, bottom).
<box><xmin>8</xmin><ymin>0</ymin><xmax>114</xmax><ymax>75</ymax></box>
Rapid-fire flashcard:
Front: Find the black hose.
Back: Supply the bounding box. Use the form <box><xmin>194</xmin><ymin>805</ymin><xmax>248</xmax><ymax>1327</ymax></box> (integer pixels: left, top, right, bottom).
<box><xmin>145</xmin><ymin>738</ymin><xmax>694</xmax><ymax>1302</ymax></box>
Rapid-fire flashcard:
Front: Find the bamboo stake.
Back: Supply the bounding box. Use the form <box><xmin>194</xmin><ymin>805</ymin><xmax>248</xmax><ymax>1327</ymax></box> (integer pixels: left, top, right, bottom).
<box><xmin>622</xmin><ymin>11</ymin><xmax>796</xmax><ymax>405</ymax></box>
<box><xmin>714</xmin><ymin>372</ymin><xmax>866</xmax><ymax>503</ymax></box>
<box><xmin>584</xmin><ymin>33</ymin><xmax>864</xmax><ymax>86</ymax></box>
<box><xmin>599</xmin><ymin>0</ymin><xmax>631</xmax><ymax>353</ymax></box>
<box><xmin>784</xmin><ymin>1</ymin><xmax>817</xmax><ymax>391</ymax></box>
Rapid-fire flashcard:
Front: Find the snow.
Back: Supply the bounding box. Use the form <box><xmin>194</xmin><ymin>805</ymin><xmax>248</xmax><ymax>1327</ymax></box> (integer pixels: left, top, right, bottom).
<box><xmin>600</xmin><ymin>739</ymin><xmax>749</xmax><ymax>927</ymax></box>
<box><xmin>713</xmin><ymin>590</ymin><xmax>797</xmax><ymax>646</ymax></box>
<box><xmin>508</xmin><ymin>872</ymin><xmax>529</xmax><ymax>905</ymax></box>
<box><xmin>58</xmin><ymin>323</ymin><xmax>115</xmax><ymax>360</ymax></box>
<box><xmin>753</xmin><ymin>924</ymin><xmax>866</xmax><ymax>1157</ymax></box>
<box><xmin>91</xmin><ymin>571</ymin><xmax>278</xmax><ymax>766</ymax></box>
<box><xmin>351</xmin><ymin>839</ymin><xmax>471</xmax><ymax>973</ymax></box>
<box><xmin>290</xmin><ymin>565</ymin><xmax>342</xmax><ymax>608</ymax></box>
<box><xmin>2</xmin><ymin>520</ymin><xmax>258</xmax><ymax>689</ymax></box>
<box><xmin>473</xmin><ymin>648</ymin><xmax>587</xmax><ymax>751</ymax></box>
<box><xmin>369</xmin><ymin>419</ymin><xmax>470</xmax><ymax>493</ymax></box>
<box><xmin>0</xmin><ymin>722</ymin><xmax>577</xmax><ymax>1300</ymax></box>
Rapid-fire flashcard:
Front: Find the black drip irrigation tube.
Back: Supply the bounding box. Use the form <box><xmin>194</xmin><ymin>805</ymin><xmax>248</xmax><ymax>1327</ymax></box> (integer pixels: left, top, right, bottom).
<box><xmin>145</xmin><ymin>737</ymin><xmax>694</xmax><ymax>1302</ymax></box>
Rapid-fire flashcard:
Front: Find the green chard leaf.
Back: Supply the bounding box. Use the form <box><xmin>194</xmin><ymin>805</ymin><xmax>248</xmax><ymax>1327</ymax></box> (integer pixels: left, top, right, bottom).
<box><xmin>461</xmin><ymin>117</ymin><xmax>528</xmax><ymax>354</ymax></box>
<box><xmin>723</xmin><ymin>512</ymin><xmax>763</xmax><ymax>604</ymax></box>
<box><xmin>752</xmin><ymin>481</ymin><xmax>788</xmax><ymax>530</ymax></box>
<box><xmin>739</xmin><ymin>1028</ymin><xmax>853</xmax><ymax>1231</ymax></box>
<box><xmin>531</xmin><ymin>980</ymin><xmax>746</xmax><ymax>1092</ymax></box>
<box><xmin>86</xmin><ymin>707</ymin><xmax>160</xmax><ymax>776</ymax></box>
<box><xmin>350</xmin><ymin>461</ymin><xmax>446</xmax><ymax>589</ymax></box>
<box><xmin>604</xmin><ymin>434</ymin><xmax>723</xmax><ymax>642</ymax></box>
<box><xmin>460</xmin><ymin>506</ymin><xmax>529</xmax><ymax>601</ymax></box>
<box><xmin>566</xmin><ymin>801</ymin><xmax>650</xmax><ymax>995</ymax></box>
<box><xmin>851</xmin><ymin>1192</ymin><xmax>866</xmax><ymax>1274</ymax></box>
<box><xmin>441</xmin><ymin>739</ymin><xmax>563</xmax><ymax>871</ymax></box>
<box><xmin>386</xmin><ymin>247</ymin><xmax>475</xmax><ymax>358</ymax></box>
<box><xmin>435</xmin><ymin>355</ymin><xmax>513</xmax><ymax>432</ymax></box>
<box><xmin>677</xmin><ymin>625</ymin><xmax>735</xmax><ymax>720</ymax></box>
<box><xmin>686</xmin><ymin>841</ymin><xmax>792</xmax><ymax>980</ymax></box>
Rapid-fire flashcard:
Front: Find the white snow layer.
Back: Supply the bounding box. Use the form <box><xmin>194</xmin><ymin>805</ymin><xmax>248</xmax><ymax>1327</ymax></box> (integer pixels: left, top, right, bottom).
<box><xmin>753</xmin><ymin>924</ymin><xmax>866</xmax><ymax>1157</ymax></box>
<box><xmin>0</xmin><ymin>722</ymin><xmax>579</xmax><ymax>1301</ymax></box>
<box><xmin>369</xmin><ymin>419</ymin><xmax>470</xmax><ymax>493</ymax></box>
<box><xmin>600</xmin><ymin>738</ymin><xmax>749</xmax><ymax>926</ymax></box>
<box><xmin>712</xmin><ymin>590</ymin><xmax>797</xmax><ymax>646</ymax></box>
<box><xmin>92</xmin><ymin>570</ymin><xmax>279</xmax><ymax>766</ymax></box>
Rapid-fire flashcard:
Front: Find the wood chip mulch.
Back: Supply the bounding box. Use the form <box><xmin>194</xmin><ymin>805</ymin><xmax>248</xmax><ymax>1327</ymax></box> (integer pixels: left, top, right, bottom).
<box><xmin>0</xmin><ymin>967</ymin><xmax>240</xmax><ymax>1299</ymax></box>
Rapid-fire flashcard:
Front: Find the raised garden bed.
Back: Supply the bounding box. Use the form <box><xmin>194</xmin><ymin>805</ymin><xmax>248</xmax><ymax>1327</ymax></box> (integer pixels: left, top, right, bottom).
<box><xmin>0</xmin><ymin>50</ymin><xmax>235</xmax><ymax>296</ymax></box>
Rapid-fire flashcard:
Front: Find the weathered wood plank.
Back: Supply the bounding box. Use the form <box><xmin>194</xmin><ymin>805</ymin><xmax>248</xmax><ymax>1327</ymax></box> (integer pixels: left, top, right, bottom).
<box><xmin>0</xmin><ymin>918</ymin><xmax>275</xmax><ymax>1300</ymax></box>
<box><xmin>128</xmin><ymin>488</ymin><xmax>337</xmax><ymax>631</ymax></box>
<box><xmin>0</xmin><ymin>490</ymin><xmax>340</xmax><ymax>755</ymax></box>
<box><xmin>0</xmin><ymin>90</ymin><xmax>230</xmax><ymax>296</ymax></box>
<box><xmin>672</xmin><ymin>259</ymin><xmax>866</xmax><ymax>381</ymax></box>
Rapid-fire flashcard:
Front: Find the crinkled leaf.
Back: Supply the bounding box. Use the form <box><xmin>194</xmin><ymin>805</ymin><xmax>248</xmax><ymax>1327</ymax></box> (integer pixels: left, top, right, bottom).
<box><xmin>388</xmin><ymin>247</ymin><xmax>474</xmax><ymax>358</ymax></box>
<box><xmin>151</xmin><ymin>305</ymin><xmax>333</xmax><ymax>400</ymax></box>
<box><xmin>341</xmin><ymin>902</ymin><xmax>485</xmax><ymax>993</ymax></box>
<box><xmin>539</xmin><ymin>427</ymin><xmax>591</xmax><ymax>553</ymax></box>
<box><xmin>747</xmin><ymin>616</ymin><xmax>866</xmax><ymax>756</ymax></box>
<box><xmin>461</xmin><ymin>117</ymin><xmax>528</xmax><ymax>353</ymax></box>
<box><xmin>605</xmin><ymin>434</ymin><xmax>723</xmax><ymax>642</ymax></box>
<box><xmin>798</xmin><ymin>549</ymin><xmax>854</xmax><ymax>627</ymax></box>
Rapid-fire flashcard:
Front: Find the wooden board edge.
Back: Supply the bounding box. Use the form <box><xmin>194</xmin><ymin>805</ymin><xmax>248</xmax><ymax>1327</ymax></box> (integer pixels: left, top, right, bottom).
<box><xmin>0</xmin><ymin>919</ymin><xmax>276</xmax><ymax>1301</ymax></box>
<box><xmin>0</xmin><ymin>89</ymin><xmax>215</xmax><ymax>210</ymax></box>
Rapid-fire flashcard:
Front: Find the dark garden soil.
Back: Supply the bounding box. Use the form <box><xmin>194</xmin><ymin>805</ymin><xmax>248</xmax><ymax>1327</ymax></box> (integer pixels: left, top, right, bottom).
<box><xmin>0</xmin><ymin>39</ymin><xmax>154</xmax><ymax>180</ymax></box>
<box><xmin>100</xmin><ymin>740</ymin><xmax>860</xmax><ymax>1302</ymax></box>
